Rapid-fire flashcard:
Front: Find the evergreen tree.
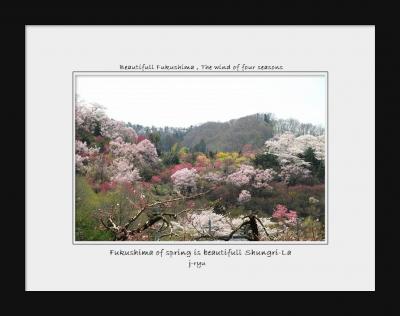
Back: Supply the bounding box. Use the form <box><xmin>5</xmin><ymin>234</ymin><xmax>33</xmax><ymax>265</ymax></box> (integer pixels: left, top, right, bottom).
<box><xmin>192</xmin><ymin>139</ymin><xmax>207</xmax><ymax>153</ymax></box>
<box><xmin>252</xmin><ymin>153</ymin><xmax>280</xmax><ymax>170</ymax></box>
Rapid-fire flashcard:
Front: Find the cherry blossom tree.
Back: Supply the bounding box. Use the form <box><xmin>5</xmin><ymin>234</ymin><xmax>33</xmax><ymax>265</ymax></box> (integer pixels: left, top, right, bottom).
<box><xmin>109</xmin><ymin>136</ymin><xmax>159</xmax><ymax>169</ymax></box>
<box><xmin>226</xmin><ymin>164</ymin><xmax>275</xmax><ymax>189</ymax></box>
<box><xmin>109</xmin><ymin>158</ymin><xmax>141</xmax><ymax>184</ymax></box>
<box><xmin>279</xmin><ymin>163</ymin><xmax>311</xmax><ymax>184</ymax></box>
<box><xmin>226</xmin><ymin>165</ymin><xmax>256</xmax><ymax>186</ymax></box>
<box><xmin>100</xmin><ymin>118</ymin><xmax>137</xmax><ymax>143</ymax></box>
<box><xmin>109</xmin><ymin>137</ymin><xmax>138</xmax><ymax>158</ymax></box>
<box><xmin>263</xmin><ymin>132</ymin><xmax>324</xmax><ymax>184</ymax></box>
<box><xmin>264</xmin><ymin>132</ymin><xmax>325</xmax><ymax>164</ymax></box>
<box><xmin>171</xmin><ymin>168</ymin><xmax>198</xmax><ymax>194</ymax></box>
<box><xmin>75</xmin><ymin>140</ymin><xmax>99</xmax><ymax>174</ymax></box>
<box><xmin>252</xmin><ymin>169</ymin><xmax>276</xmax><ymax>189</ymax></box>
<box><xmin>136</xmin><ymin>139</ymin><xmax>159</xmax><ymax>166</ymax></box>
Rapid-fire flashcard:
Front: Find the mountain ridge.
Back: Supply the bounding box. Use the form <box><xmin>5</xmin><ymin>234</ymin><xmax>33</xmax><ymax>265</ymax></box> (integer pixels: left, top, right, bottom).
<box><xmin>129</xmin><ymin>113</ymin><xmax>324</xmax><ymax>153</ymax></box>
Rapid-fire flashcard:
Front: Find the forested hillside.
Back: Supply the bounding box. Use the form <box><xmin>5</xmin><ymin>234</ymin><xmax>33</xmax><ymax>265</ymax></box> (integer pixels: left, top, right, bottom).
<box><xmin>182</xmin><ymin>114</ymin><xmax>274</xmax><ymax>152</ymax></box>
<box><xmin>128</xmin><ymin>113</ymin><xmax>324</xmax><ymax>154</ymax></box>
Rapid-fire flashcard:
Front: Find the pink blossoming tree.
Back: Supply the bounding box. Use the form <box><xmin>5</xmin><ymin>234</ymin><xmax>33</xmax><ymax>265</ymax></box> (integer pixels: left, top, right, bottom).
<box><xmin>171</xmin><ymin>168</ymin><xmax>198</xmax><ymax>194</ymax></box>
<box><xmin>109</xmin><ymin>158</ymin><xmax>141</xmax><ymax>184</ymax></box>
<box><xmin>272</xmin><ymin>204</ymin><xmax>298</xmax><ymax>224</ymax></box>
<box><xmin>226</xmin><ymin>164</ymin><xmax>276</xmax><ymax>189</ymax></box>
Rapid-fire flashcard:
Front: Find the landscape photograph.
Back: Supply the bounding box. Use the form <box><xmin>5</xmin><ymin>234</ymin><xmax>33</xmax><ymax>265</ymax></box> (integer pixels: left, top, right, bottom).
<box><xmin>74</xmin><ymin>74</ymin><xmax>327</xmax><ymax>242</ymax></box>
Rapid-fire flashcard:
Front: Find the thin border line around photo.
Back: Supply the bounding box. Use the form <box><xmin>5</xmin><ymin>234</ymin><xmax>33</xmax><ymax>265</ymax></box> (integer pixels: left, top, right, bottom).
<box><xmin>72</xmin><ymin>71</ymin><xmax>329</xmax><ymax>245</ymax></box>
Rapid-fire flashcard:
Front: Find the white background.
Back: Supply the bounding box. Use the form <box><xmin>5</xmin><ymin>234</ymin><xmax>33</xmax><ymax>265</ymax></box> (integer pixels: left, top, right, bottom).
<box><xmin>26</xmin><ymin>26</ymin><xmax>375</xmax><ymax>291</ymax></box>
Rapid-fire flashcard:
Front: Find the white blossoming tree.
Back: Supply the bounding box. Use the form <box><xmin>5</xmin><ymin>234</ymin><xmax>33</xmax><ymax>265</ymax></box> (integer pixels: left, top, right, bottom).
<box><xmin>109</xmin><ymin>158</ymin><xmax>141</xmax><ymax>184</ymax></box>
<box><xmin>264</xmin><ymin>132</ymin><xmax>325</xmax><ymax>164</ymax></box>
<box><xmin>264</xmin><ymin>132</ymin><xmax>325</xmax><ymax>184</ymax></box>
<box><xmin>136</xmin><ymin>139</ymin><xmax>159</xmax><ymax>166</ymax></box>
<box><xmin>171</xmin><ymin>168</ymin><xmax>198</xmax><ymax>194</ymax></box>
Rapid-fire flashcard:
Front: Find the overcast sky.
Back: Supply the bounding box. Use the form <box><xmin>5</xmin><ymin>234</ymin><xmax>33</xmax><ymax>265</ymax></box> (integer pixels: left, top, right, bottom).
<box><xmin>76</xmin><ymin>75</ymin><xmax>326</xmax><ymax>128</ymax></box>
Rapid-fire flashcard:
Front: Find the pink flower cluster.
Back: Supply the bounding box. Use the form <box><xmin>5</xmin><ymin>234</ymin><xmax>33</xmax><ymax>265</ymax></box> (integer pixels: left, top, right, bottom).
<box><xmin>202</xmin><ymin>172</ymin><xmax>225</xmax><ymax>183</ymax></box>
<box><xmin>100</xmin><ymin>118</ymin><xmax>137</xmax><ymax>143</ymax></box>
<box><xmin>226</xmin><ymin>165</ymin><xmax>256</xmax><ymax>186</ymax></box>
<box><xmin>109</xmin><ymin>137</ymin><xmax>159</xmax><ymax>168</ymax></box>
<box><xmin>136</xmin><ymin>135</ymin><xmax>147</xmax><ymax>143</ymax></box>
<box><xmin>279</xmin><ymin>163</ymin><xmax>311</xmax><ymax>184</ymax></box>
<box><xmin>237</xmin><ymin>190</ymin><xmax>251</xmax><ymax>203</ymax></box>
<box><xmin>272</xmin><ymin>204</ymin><xmax>298</xmax><ymax>223</ymax></box>
<box><xmin>150</xmin><ymin>175</ymin><xmax>162</xmax><ymax>184</ymax></box>
<box><xmin>252</xmin><ymin>169</ymin><xmax>275</xmax><ymax>189</ymax></box>
<box><xmin>158</xmin><ymin>163</ymin><xmax>193</xmax><ymax>183</ymax></box>
<box><xmin>171</xmin><ymin>168</ymin><xmax>198</xmax><ymax>193</ymax></box>
<box><xmin>213</xmin><ymin>160</ymin><xmax>223</xmax><ymax>169</ymax></box>
<box><xmin>226</xmin><ymin>165</ymin><xmax>275</xmax><ymax>189</ymax></box>
<box><xmin>99</xmin><ymin>181</ymin><xmax>117</xmax><ymax>193</ymax></box>
<box><xmin>136</xmin><ymin>139</ymin><xmax>159</xmax><ymax>165</ymax></box>
<box><xmin>170</xmin><ymin>162</ymin><xmax>193</xmax><ymax>174</ymax></box>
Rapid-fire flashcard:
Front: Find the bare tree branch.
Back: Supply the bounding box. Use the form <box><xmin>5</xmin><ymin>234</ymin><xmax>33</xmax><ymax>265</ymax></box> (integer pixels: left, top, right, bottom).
<box><xmin>100</xmin><ymin>189</ymin><xmax>275</xmax><ymax>242</ymax></box>
<box><xmin>254</xmin><ymin>216</ymin><xmax>270</xmax><ymax>239</ymax></box>
<box><xmin>220</xmin><ymin>220</ymin><xmax>251</xmax><ymax>241</ymax></box>
<box><xmin>124</xmin><ymin>188</ymin><xmax>215</xmax><ymax>229</ymax></box>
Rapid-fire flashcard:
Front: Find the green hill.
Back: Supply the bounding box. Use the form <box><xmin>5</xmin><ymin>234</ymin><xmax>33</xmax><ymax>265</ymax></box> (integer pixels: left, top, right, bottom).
<box><xmin>182</xmin><ymin>114</ymin><xmax>274</xmax><ymax>152</ymax></box>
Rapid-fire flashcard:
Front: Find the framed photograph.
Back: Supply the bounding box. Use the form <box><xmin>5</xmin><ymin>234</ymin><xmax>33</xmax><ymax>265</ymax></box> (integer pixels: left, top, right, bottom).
<box><xmin>26</xmin><ymin>25</ymin><xmax>375</xmax><ymax>291</ymax></box>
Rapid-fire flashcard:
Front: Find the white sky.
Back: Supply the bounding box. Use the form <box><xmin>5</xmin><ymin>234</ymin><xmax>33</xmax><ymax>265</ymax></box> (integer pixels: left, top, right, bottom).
<box><xmin>76</xmin><ymin>75</ymin><xmax>326</xmax><ymax>128</ymax></box>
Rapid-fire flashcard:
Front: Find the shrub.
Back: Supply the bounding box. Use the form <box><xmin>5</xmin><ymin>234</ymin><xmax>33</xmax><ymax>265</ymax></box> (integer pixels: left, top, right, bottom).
<box><xmin>75</xmin><ymin>176</ymin><xmax>114</xmax><ymax>241</ymax></box>
<box><xmin>162</xmin><ymin>151</ymin><xmax>180</xmax><ymax>166</ymax></box>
